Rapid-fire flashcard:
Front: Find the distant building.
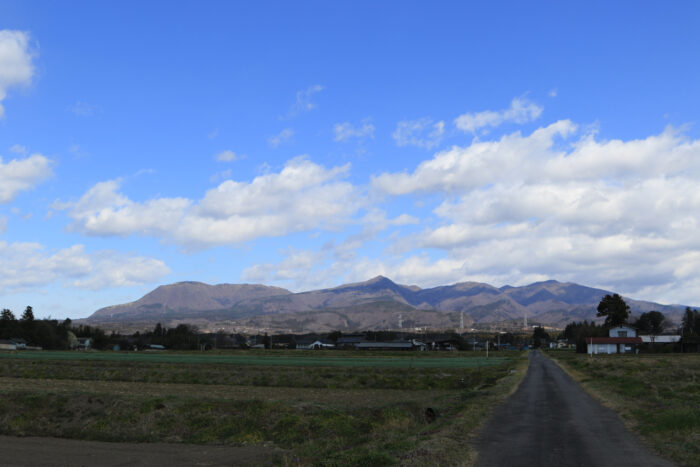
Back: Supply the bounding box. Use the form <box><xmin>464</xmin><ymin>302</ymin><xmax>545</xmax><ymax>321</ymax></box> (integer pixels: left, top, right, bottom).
<box><xmin>0</xmin><ymin>339</ymin><xmax>17</xmax><ymax>350</ymax></box>
<box><xmin>296</xmin><ymin>339</ymin><xmax>335</xmax><ymax>350</ymax></box>
<box><xmin>75</xmin><ymin>337</ymin><xmax>92</xmax><ymax>350</ymax></box>
<box><xmin>588</xmin><ymin>326</ymin><xmax>640</xmax><ymax>355</ymax></box>
<box><xmin>336</xmin><ymin>335</ymin><xmax>364</xmax><ymax>349</ymax></box>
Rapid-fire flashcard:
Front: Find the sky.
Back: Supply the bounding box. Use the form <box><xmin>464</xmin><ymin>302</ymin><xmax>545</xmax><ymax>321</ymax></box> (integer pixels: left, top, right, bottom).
<box><xmin>1</xmin><ymin>1</ymin><xmax>700</xmax><ymax>319</ymax></box>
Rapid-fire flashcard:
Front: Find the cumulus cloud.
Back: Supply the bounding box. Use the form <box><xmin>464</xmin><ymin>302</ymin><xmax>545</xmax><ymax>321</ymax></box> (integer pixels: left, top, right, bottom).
<box><xmin>0</xmin><ymin>242</ymin><xmax>169</xmax><ymax>293</ymax></box>
<box><xmin>214</xmin><ymin>150</ymin><xmax>240</xmax><ymax>162</ymax></box>
<box><xmin>392</xmin><ymin>118</ymin><xmax>445</xmax><ymax>149</ymax></box>
<box><xmin>57</xmin><ymin>157</ymin><xmax>361</xmax><ymax>249</ymax></box>
<box><xmin>454</xmin><ymin>97</ymin><xmax>542</xmax><ymax>133</ymax></box>
<box><xmin>0</xmin><ymin>153</ymin><xmax>53</xmax><ymax>203</ymax></box>
<box><xmin>268</xmin><ymin>128</ymin><xmax>294</xmax><ymax>147</ymax></box>
<box><xmin>334</xmin><ymin>120</ymin><xmax>375</xmax><ymax>142</ymax></box>
<box><xmin>370</xmin><ymin>119</ymin><xmax>700</xmax><ymax>305</ymax></box>
<box><xmin>0</xmin><ymin>30</ymin><xmax>35</xmax><ymax>118</ymax></box>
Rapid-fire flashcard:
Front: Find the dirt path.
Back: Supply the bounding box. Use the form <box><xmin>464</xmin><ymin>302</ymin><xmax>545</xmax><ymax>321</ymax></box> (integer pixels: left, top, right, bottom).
<box><xmin>475</xmin><ymin>350</ymin><xmax>674</xmax><ymax>467</ymax></box>
<box><xmin>0</xmin><ymin>436</ymin><xmax>278</xmax><ymax>466</ymax></box>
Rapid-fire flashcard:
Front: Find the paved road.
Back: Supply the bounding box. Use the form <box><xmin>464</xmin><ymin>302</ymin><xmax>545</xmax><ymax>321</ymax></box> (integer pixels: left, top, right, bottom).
<box><xmin>0</xmin><ymin>436</ymin><xmax>278</xmax><ymax>466</ymax></box>
<box><xmin>476</xmin><ymin>350</ymin><xmax>674</xmax><ymax>467</ymax></box>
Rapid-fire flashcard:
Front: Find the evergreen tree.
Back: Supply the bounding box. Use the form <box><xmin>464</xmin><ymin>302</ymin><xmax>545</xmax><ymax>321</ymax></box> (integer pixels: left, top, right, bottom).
<box><xmin>596</xmin><ymin>294</ymin><xmax>630</xmax><ymax>327</ymax></box>
<box><xmin>21</xmin><ymin>306</ymin><xmax>34</xmax><ymax>322</ymax></box>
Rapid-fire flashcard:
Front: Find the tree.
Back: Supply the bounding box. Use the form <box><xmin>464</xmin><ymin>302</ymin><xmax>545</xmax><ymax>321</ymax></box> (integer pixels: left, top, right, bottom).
<box><xmin>21</xmin><ymin>306</ymin><xmax>34</xmax><ymax>322</ymax></box>
<box><xmin>634</xmin><ymin>311</ymin><xmax>665</xmax><ymax>337</ymax></box>
<box><xmin>1</xmin><ymin>309</ymin><xmax>16</xmax><ymax>321</ymax></box>
<box><xmin>596</xmin><ymin>294</ymin><xmax>630</xmax><ymax>327</ymax></box>
<box><xmin>681</xmin><ymin>307</ymin><xmax>699</xmax><ymax>337</ymax></box>
<box><xmin>532</xmin><ymin>326</ymin><xmax>550</xmax><ymax>348</ymax></box>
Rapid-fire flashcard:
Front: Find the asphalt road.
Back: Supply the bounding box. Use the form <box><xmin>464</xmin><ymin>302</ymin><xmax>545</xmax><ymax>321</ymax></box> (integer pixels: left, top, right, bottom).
<box><xmin>475</xmin><ymin>350</ymin><xmax>674</xmax><ymax>467</ymax></box>
<box><xmin>0</xmin><ymin>436</ymin><xmax>278</xmax><ymax>466</ymax></box>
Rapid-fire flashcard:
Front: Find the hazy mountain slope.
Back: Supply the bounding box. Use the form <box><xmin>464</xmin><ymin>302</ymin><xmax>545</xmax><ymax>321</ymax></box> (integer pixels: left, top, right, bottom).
<box><xmin>84</xmin><ymin>276</ymin><xmax>694</xmax><ymax>331</ymax></box>
<box><xmin>90</xmin><ymin>281</ymin><xmax>292</xmax><ymax>320</ymax></box>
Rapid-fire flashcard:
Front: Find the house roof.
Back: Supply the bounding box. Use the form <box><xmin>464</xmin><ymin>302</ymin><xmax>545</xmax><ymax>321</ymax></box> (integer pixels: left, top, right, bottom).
<box><xmin>337</xmin><ymin>336</ymin><xmax>364</xmax><ymax>344</ymax></box>
<box><xmin>356</xmin><ymin>342</ymin><xmax>414</xmax><ymax>349</ymax></box>
<box><xmin>640</xmin><ymin>335</ymin><xmax>680</xmax><ymax>343</ymax></box>
<box><xmin>590</xmin><ymin>337</ymin><xmax>642</xmax><ymax>344</ymax></box>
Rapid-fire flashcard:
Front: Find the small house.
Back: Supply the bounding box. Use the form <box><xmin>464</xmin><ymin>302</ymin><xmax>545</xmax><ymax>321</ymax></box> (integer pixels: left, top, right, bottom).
<box><xmin>10</xmin><ymin>338</ymin><xmax>27</xmax><ymax>349</ymax></box>
<box><xmin>0</xmin><ymin>339</ymin><xmax>17</xmax><ymax>350</ymax></box>
<box><xmin>588</xmin><ymin>327</ymin><xmax>641</xmax><ymax>355</ymax></box>
<box><xmin>296</xmin><ymin>339</ymin><xmax>335</xmax><ymax>350</ymax></box>
<box><xmin>75</xmin><ymin>337</ymin><xmax>92</xmax><ymax>350</ymax></box>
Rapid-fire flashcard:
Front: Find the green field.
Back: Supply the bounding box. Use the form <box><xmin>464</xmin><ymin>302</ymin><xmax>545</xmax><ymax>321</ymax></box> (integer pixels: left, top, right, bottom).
<box><xmin>0</xmin><ymin>349</ymin><xmax>527</xmax><ymax>465</ymax></box>
<box><xmin>0</xmin><ymin>349</ymin><xmax>508</xmax><ymax>368</ymax></box>
<box><xmin>550</xmin><ymin>351</ymin><xmax>700</xmax><ymax>467</ymax></box>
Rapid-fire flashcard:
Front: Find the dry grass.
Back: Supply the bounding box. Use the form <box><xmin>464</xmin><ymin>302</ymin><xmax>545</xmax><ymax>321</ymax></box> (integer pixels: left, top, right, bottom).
<box><xmin>0</xmin><ymin>351</ymin><xmax>528</xmax><ymax>466</ymax></box>
<box><xmin>549</xmin><ymin>351</ymin><xmax>700</xmax><ymax>467</ymax></box>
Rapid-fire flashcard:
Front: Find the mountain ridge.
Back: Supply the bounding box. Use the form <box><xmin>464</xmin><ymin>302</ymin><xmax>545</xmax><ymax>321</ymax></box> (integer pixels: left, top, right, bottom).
<box><xmin>83</xmin><ymin>277</ymin><xmax>695</xmax><ymax>333</ymax></box>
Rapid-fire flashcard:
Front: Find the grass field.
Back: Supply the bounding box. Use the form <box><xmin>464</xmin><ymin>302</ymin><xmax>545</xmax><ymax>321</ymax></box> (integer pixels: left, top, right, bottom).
<box><xmin>549</xmin><ymin>351</ymin><xmax>700</xmax><ymax>467</ymax></box>
<box><xmin>0</xmin><ymin>349</ymin><xmax>527</xmax><ymax>466</ymax></box>
<box><xmin>0</xmin><ymin>349</ymin><xmax>508</xmax><ymax>368</ymax></box>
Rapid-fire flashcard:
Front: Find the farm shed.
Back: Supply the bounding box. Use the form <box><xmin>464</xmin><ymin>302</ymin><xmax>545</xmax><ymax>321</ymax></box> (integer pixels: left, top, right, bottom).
<box><xmin>336</xmin><ymin>335</ymin><xmax>364</xmax><ymax>349</ymax></box>
<box><xmin>0</xmin><ymin>339</ymin><xmax>17</xmax><ymax>350</ymax></box>
<box><xmin>296</xmin><ymin>339</ymin><xmax>335</xmax><ymax>350</ymax></box>
<box><xmin>355</xmin><ymin>341</ymin><xmax>415</xmax><ymax>351</ymax></box>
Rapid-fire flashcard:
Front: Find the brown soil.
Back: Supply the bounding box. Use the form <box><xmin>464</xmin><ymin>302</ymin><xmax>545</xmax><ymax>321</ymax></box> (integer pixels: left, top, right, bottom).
<box><xmin>0</xmin><ymin>435</ymin><xmax>278</xmax><ymax>466</ymax></box>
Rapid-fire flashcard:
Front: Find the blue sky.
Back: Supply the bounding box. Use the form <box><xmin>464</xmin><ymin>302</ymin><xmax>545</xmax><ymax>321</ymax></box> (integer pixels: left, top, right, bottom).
<box><xmin>1</xmin><ymin>1</ymin><xmax>700</xmax><ymax>319</ymax></box>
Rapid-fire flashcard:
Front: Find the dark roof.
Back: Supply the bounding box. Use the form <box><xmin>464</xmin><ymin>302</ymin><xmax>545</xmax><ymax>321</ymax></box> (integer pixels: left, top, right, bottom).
<box><xmin>590</xmin><ymin>337</ymin><xmax>642</xmax><ymax>344</ymax></box>
<box><xmin>337</xmin><ymin>336</ymin><xmax>364</xmax><ymax>344</ymax></box>
<box><xmin>356</xmin><ymin>342</ymin><xmax>414</xmax><ymax>349</ymax></box>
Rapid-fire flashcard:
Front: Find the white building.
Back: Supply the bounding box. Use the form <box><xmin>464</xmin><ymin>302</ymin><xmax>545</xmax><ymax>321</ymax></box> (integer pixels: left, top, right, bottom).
<box><xmin>588</xmin><ymin>326</ymin><xmax>640</xmax><ymax>355</ymax></box>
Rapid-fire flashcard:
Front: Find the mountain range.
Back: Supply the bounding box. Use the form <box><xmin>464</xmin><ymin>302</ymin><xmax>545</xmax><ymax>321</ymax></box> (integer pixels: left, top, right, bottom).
<box><xmin>82</xmin><ymin>276</ymin><xmax>693</xmax><ymax>333</ymax></box>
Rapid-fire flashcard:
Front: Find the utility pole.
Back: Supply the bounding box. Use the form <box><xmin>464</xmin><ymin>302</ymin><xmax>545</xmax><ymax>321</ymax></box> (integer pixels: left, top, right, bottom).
<box><xmin>486</xmin><ymin>339</ymin><xmax>489</xmax><ymax>358</ymax></box>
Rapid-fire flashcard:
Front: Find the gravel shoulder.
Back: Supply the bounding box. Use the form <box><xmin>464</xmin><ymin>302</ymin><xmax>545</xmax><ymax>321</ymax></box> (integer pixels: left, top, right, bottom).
<box><xmin>475</xmin><ymin>350</ymin><xmax>674</xmax><ymax>467</ymax></box>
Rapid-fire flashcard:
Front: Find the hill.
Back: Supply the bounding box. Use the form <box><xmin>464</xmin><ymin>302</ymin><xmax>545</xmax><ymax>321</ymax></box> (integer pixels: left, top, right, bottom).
<box><xmin>83</xmin><ymin>276</ymin><xmax>692</xmax><ymax>333</ymax></box>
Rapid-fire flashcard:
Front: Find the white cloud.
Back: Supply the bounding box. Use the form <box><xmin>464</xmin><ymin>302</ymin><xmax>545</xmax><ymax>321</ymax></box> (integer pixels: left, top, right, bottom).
<box><xmin>0</xmin><ymin>30</ymin><xmax>35</xmax><ymax>118</ymax></box>
<box><xmin>268</xmin><ymin>128</ymin><xmax>294</xmax><ymax>147</ymax></box>
<box><xmin>69</xmin><ymin>100</ymin><xmax>98</xmax><ymax>117</ymax></box>
<box><xmin>57</xmin><ymin>157</ymin><xmax>362</xmax><ymax>249</ymax></box>
<box><xmin>392</xmin><ymin>118</ymin><xmax>445</xmax><ymax>149</ymax></box>
<box><xmin>0</xmin><ymin>153</ymin><xmax>53</xmax><ymax>203</ymax></box>
<box><xmin>0</xmin><ymin>216</ymin><xmax>6</xmax><ymax>234</ymax></box>
<box><xmin>0</xmin><ymin>242</ymin><xmax>169</xmax><ymax>293</ymax></box>
<box><xmin>9</xmin><ymin>144</ymin><xmax>27</xmax><ymax>154</ymax></box>
<box><xmin>72</xmin><ymin>252</ymin><xmax>171</xmax><ymax>290</ymax></box>
<box><xmin>291</xmin><ymin>84</ymin><xmax>324</xmax><ymax>115</ymax></box>
<box><xmin>373</xmin><ymin>120</ymin><xmax>577</xmax><ymax>195</ymax></box>
<box><xmin>371</xmin><ymin>119</ymin><xmax>700</xmax><ymax>305</ymax></box>
<box><xmin>454</xmin><ymin>97</ymin><xmax>543</xmax><ymax>133</ymax></box>
<box><xmin>334</xmin><ymin>120</ymin><xmax>375</xmax><ymax>142</ymax></box>
<box><xmin>215</xmin><ymin>150</ymin><xmax>240</xmax><ymax>162</ymax></box>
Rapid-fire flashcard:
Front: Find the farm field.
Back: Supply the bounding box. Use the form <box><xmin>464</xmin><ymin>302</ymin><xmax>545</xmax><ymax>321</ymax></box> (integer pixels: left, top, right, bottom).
<box><xmin>549</xmin><ymin>351</ymin><xmax>700</xmax><ymax>467</ymax></box>
<box><xmin>0</xmin><ymin>350</ymin><xmax>527</xmax><ymax>466</ymax></box>
<box><xmin>0</xmin><ymin>349</ymin><xmax>508</xmax><ymax>368</ymax></box>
